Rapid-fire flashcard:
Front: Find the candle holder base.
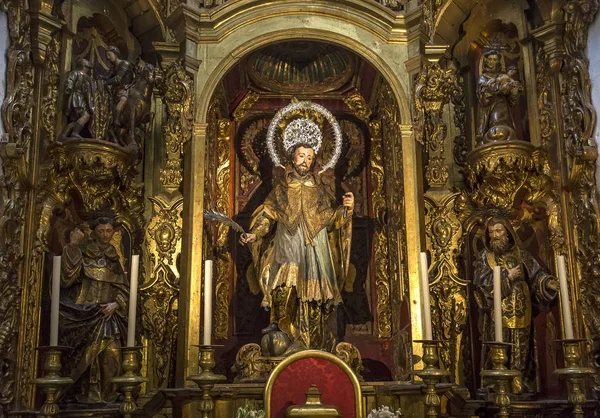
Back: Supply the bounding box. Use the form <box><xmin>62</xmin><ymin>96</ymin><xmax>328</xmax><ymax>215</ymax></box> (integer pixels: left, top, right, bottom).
<box><xmin>480</xmin><ymin>342</ymin><xmax>520</xmax><ymax>418</ymax></box>
<box><xmin>111</xmin><ymin>346</ymin><xmax>147</xmax><ymax>418</ymax></box>
<box><xmin>554</xmin><ymin>339</ymin><xmax>594</xmax><ymax>418</ymax></box>
<box><xmin>413</xmin><ymin>340</ymin><xmax>450</xmax><ymax>418</ymax></box>
<box><xmin>32</xmin><ymin>346</ymin><xmax>73</xmax><ymax>418</ymax></box>
<box><xmin>188</xmin><ymin>345</ymin><xmax>227</xmax><ymax>418</ymax></box>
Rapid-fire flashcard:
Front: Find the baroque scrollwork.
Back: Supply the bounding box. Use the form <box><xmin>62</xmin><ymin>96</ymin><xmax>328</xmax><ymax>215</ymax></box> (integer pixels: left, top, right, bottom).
<box><xmin>369</xmin><ymin>119</ymin><xmax>391</xmax><ymax>338</ymax></box>
<box><xmin>421</xmin><ymin>0</ymin><xmax>444</xmax><ymax>40</ymax></box>
<box><xmin>450</xmin><ymin>69</ymin><xmax>468</xmax><ymax>166</ymax></box>
<box><xmin>534</xmin><ymin>45</ymin><xmax>555</xmax><ymax>148</ymax></box>
<box><xmin>373</xmin><ymin>82</ymin><xmax>406</xmax><ymax>340</ymax></box>
<box><xmin>233</xmin><ymin>91</ymin><xmax>260</xmax><ymax>121</ymax></box>
<box><xmin>142</xmin><ymin>195</ymin><xmax>182</xmax><ymax>387</ymax></box>
<box><xmin>215</xmin><ymin>119</ymin><xmax>231</xmax><ymax>340</ymax></box>
<box><xmin>157</xmin><ymin>60</ymin><xmax>194</xmax><ymax>190</ymax></box>
<box><xmin>413</xmin><ymin>62</ymin><xmax>456</xmax><ymax>188</ymax></box>
<box><xmin>344</xmin><ymin>88</ymin><xmax>372</xmax><ymax>122</ymax></box>
<box><xmin>424</xmin><ymin>193</ymin><xmax>467</xmax><ymax>383</ymax></box>
<box><xmin>1</xmin><ymin>0</ymin><xmax>36</xmax><ymax>410</ymax></box>
<box><xmin>41</xmin><ymin>36</ymin><xmax>59</xmax><ymax>142</ymax></box>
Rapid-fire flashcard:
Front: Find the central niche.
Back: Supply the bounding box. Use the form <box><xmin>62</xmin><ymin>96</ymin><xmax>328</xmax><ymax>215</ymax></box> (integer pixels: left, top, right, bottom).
<box><xmin>205</xmin><ymin>40</ymin><xmax>408</xmax><ymax>382</ymax></box>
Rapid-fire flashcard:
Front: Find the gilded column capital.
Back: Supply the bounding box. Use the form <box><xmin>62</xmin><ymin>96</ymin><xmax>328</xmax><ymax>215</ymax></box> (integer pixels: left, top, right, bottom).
<box><xmin>152</xmin><ymin>42</ymin><xmax>181</xmax><ymax>67</ymax></box>
<box><xmin>29</xmin><ymin>8</ymin><xmax>63</xmax><ymax>67</ymax></box>
<box><xmin>530</xmin><ymin>23</ymin><xmax>566</xmax><ymax>74</ymax></box>
<box><xmin>165</xmin><ymin>3</ymin><xmax>202</xmax><ymax>72</ymax></box>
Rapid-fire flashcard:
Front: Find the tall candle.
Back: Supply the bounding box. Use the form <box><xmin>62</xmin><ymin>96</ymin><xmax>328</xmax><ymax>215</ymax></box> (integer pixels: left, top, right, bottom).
<box><xmin>493</xmin><ymin>266</ymin><xmax>503</xmax><ymax>342</ymax></box>
<box><xmin>557</xmin><ymin>255</ymin><xmax>575</xmax><ymax>340</ymax></box>
<box><xmin>127</xmin><ymin>255</ymin><xmax>139</xmax><ymax>347</ymax></box>
<box><xmin>203</xmin><ymin>259</ymin><xmax>213</xmax><ymax>346</ymax></box>
<box><xmin>50</xmin><ymin>256</ymin><xmax>61</xmax><ymax>346</ymax></box>
<box><xmin>419</xmin><ymin>252</ymin><xmax>433</xmax><ymax>340</ymax></box>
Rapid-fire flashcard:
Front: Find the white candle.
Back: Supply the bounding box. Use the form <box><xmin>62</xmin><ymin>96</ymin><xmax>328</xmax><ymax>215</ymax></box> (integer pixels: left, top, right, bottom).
<box><xmin>127</xmin><ymin>255</ymin><xmax>139</xmax><ymax>347</ymax></box>
<box><xmin>203</xmin><ymin>260</ymin><xmax>213</xmax><ymax>346</ymax></box>
<box><xmin>557</xmin><ymin>255</ymin><xmax>575</xmax><ymax>340</ymax></box>
<box><xmin>50</xmin><ymin>256</ymin><xmax>61</xmax><ymax>346</ymax></box>
<box><xmin>493</xmin><ymin>266</ymin><xmax>503</xmax><ymax>342</ymax></box>
<box><xmin>419</xmin><ymin>252</ymin><xmax>433</xmax><ymax>340</ymax></box>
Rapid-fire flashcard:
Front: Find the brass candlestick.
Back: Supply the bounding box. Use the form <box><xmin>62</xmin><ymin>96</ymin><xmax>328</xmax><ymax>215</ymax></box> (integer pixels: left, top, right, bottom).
<box><xmin>32</xmin><ymin>346</ymin><xmax>73</xmax><ymax>418</ymax></box>
<box><xmin>480</xmin><ymin>342</ymin><xmax>520</xmax><ymax>418</ymax></box>
<box><xmin>554</xmin><ymin>339</ymin><xmax>594</xmax><ymax>418</ymax></box>
<box><xmin>187</xmin><ymin>345</ymin><xmax>227</xmax><ymax>418</ymax></box>
<box><xmin>414</xmin><ymin>340</ymin><xmax>450</xmax><ymax>418</ymax></box>
<box><xmin>112</xmin><ymin>346</ymin><xmax>147</xmax><ymax>418</ymax></box>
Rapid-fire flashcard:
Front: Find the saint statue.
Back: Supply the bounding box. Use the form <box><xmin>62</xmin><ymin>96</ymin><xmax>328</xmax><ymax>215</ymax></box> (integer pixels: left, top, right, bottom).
<box><xmin>473</xmin><ymin>217</ymin><xmax>558</xmax><ymax>394</ymax></box>
<box><xmin>59</xmin><ymin>213</ymin><xmax>129</xmax><ymax>403</ymax></box>
<box><xmin>60</xmin><ymin>57</ymin><xmax>94</xmax><ymax>139</ymax></box>
<box><xmin>476</xmin><ymin>50</ymin><xmax>523</xmax><ymax>145</ymax></box>
<box><xmin>104</xmin><ymin>46</ymin><xmax>135</xmax><ymax>131</ymax></box>
<box><xmin>240</xmin><ymin>104</ymin><xmax>353</xmax><ymax>356</ymax></box>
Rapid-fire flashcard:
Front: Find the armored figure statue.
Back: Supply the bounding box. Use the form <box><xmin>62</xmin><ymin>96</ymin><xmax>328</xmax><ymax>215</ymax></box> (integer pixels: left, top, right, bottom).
<box><xmin>240</xmin><ymin>109</ymin><xmax>353</xmax><ymax>356</ymax></box>
<box><xmin>60</xmin><ymin>58</ymin><xmax>94</xmax><ymax>139</ymax></box>
<box><xmin>59</xmin><ymin>213</ymin><xmax>128</xmax><ymax>403</ymax></box>
<box><xmin>104</xmin><ymin>46</ymin><xmax>135</xmax><ymax>132</ymax></box>
<box><xmin>476</xmin><ymin>50</ymin><xmax>523</xmax><ymax>145</ymax></box>
<box><xmin>473</xmin><ymin>217</ymin><xmax>558</xmax><ymax>394</ymax></box>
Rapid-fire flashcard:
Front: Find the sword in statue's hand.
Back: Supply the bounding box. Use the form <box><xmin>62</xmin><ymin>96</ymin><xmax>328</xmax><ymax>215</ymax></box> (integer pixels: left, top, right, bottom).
<box><xmin>203</xmin><ymin>210</ymin><xmax>253</xmax><ymax>245</ymax></box>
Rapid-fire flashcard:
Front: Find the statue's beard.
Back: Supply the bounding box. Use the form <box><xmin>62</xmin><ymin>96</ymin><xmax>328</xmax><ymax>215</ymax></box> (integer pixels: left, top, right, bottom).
<box><xmin>293</xmin><ymin>163</ymin><xmax>310</xmax><ymax>176</ymax></box>
<box><xmin>489</xmin><ymin>235</ymin><xmax>510</xmax><ymax>254</ymax></box>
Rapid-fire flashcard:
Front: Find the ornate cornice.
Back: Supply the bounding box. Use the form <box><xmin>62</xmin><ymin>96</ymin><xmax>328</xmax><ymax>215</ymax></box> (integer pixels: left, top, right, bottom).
<box><xmin>168</xmin><ymin>0</ymin><xmax>410</xmax><ymax>43</ymax></box>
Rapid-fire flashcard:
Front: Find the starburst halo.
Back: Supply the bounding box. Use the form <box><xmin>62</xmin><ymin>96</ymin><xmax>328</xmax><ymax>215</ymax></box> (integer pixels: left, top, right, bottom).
<box><xmin>283</xmin><ymin>118</ymin><xmax>322</xmax><ymax>154</ymax></box>
<box><xmin>266</xmin><ymin>100</ymin><xmax>343</xmax><ymax>173</ymax></box>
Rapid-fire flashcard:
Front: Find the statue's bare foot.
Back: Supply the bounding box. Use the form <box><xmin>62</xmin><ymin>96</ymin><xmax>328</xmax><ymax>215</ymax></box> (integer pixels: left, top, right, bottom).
<box><xmin>261</xmin><ymin>323</ymin><xmax>278</xmax><ymax>335</ymax></box>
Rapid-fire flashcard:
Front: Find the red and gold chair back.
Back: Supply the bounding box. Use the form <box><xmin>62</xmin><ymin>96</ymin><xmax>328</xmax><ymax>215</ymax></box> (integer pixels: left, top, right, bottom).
<box><xmin>264</xmin><ymin>350</ymin><xmax>362</xmax><ymax>418</ymax></box>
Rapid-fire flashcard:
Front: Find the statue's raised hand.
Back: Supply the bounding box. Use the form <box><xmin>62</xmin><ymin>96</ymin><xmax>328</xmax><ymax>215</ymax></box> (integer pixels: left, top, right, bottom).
<box><xmin>69</xmin><ymin>228</ymin><xmax>85</xmax><ymax>245</ymax></box>
<box><xmin>342</xmin><ymin>192</ymin><xmax>354</xmax><ymax>210</ymax></box>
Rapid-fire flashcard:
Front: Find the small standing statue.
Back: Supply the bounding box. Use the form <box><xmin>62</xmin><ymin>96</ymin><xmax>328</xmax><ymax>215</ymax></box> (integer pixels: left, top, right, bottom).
<box><xmin>476</xmin><ymin>50</ymin><xmax>523</xmax><ymax>145</ymax></box>
<box><xmin>473</xmin><ymin>217</ymin><xmax>558</xmax><ymax>394</ymax></box>
<box><xmin>60</xmin><ymin>57</ymin><xmax>94</xmax><ymax>139</ymax></box>
<box><xmin>59</xmin><ymin>212</ymin><xmax>129</xmax><ymax>403</ymax></box>
<box><xmin>104</xmin><ymin>46</ymin><xmax>135</xmax><ymax>136</ymax></box>
<box><xmin>239</xmin><ymin>101</ymin><xmax>353</xmax><ymax>356</ymax></box>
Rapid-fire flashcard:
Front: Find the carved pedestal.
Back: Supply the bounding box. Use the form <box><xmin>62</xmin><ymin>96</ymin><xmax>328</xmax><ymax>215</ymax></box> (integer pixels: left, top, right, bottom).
<box><xmin>232</xmin><ymin>342</ymin><xmax>363</xmax><ymax>382</ymax></box>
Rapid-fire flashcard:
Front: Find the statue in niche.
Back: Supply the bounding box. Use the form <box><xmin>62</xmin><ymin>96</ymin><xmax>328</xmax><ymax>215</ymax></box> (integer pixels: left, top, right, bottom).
<box><xmin>239</xmin><ymin>102</ymin><xmax>353</xmax><ymax>356</ymax></box>
<box><xmin>111</xmin><ymin>62</ymin><xmax>156</xmax><ymax>149</ymax></box>
<box><xmin>59</xmin><ymin>211</ymin><xmax>129</xmax><ymax>404</ymax></box>
<box><xmin>473</xmin><ymin>217</ymin><xmax>558</xmax><ymax>394</ymax></box>
<box><xmin>476</xmin><ymin>50</ymin><xmax>523</xmax><ymax>145</ymax></box>
<box><xmin>104</xmin><ymin>46</ymin><xmax>135</xmax><ymax>129</ymax></box>
<box><xmin>60</xmin><ymin>58</ymin><xmax>94</xmax><ymax>140</ymax></box>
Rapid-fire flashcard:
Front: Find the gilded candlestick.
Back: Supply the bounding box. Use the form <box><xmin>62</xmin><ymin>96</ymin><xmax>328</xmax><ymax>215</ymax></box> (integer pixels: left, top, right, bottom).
<box><xmin>480</xmin><ymin>342</ymin><xmax>520</xmax><ymax>418</ymax></box>
<box><xmin>554</xmin><ymin>339</ymin><xmax>594</xmax><ymax>418</ymax></box>
<box><xmin>112</xmin><ymin>346</ymin><xmax>147</xmax><ymax>418</ymax></box>
<box><xmin>32</xmin><ymin>346</ymin><xmax>73</xmax><ymax>418</ymax></box>
<box><xmin>414</xmin><ymin>340</ymin><xmax>449</xmax><ymax>418</ymax></box>
<box><xmin>187</xmin><ymin>345</ymin><xmax>227</xmax><ymax>418</ymax></box>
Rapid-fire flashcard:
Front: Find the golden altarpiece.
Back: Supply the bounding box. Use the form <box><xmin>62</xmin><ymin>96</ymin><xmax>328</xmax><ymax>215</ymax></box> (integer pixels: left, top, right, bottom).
<box><xmin>0</xmin><ymin>0</ymin><xmax>599</xmax><ymax>416</ymax></box>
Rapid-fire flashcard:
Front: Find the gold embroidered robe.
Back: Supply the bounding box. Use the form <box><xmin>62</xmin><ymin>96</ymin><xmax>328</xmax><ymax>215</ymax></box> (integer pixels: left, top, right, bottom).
<box><xmin>59</xmin><ymin>240</ymin><xmax>129</xmax><ymax>403</ymax></box>
<box><xmin>249</xmin><ymin>170</ymin><xmax>352</xmax><ymax>352</ymax></box>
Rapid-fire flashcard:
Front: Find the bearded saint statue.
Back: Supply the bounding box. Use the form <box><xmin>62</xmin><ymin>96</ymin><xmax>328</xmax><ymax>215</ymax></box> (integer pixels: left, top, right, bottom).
<box><xmin>240</xmin><ymin>105</ymin><xmax>353</xmax><ymax>356</ymax></box>
<box><xmin>473</xmin><ymin>217</ymin><xmax>558</xmax><ymax>394</ymax></box>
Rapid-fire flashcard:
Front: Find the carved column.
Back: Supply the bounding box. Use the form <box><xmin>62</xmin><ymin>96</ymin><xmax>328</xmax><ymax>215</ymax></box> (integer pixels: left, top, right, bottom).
<box><xmin>164</xmin><ymin>7</ymin><xmax>204</xmax><ymax>411</ymax></box>
<box><xmin>11</xmin><ymin>0</ymin><xmax>63</xmax><ymax>410</ymax></box>
<box><xmin>532</xmin><ymin>0</ymin><xmax>600</xmax><ymax>389</ymax></box>
<box><xmin>178</xmin><ymin>122</ymin><xmax>208</xmax><ymax>387</ymax></box>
